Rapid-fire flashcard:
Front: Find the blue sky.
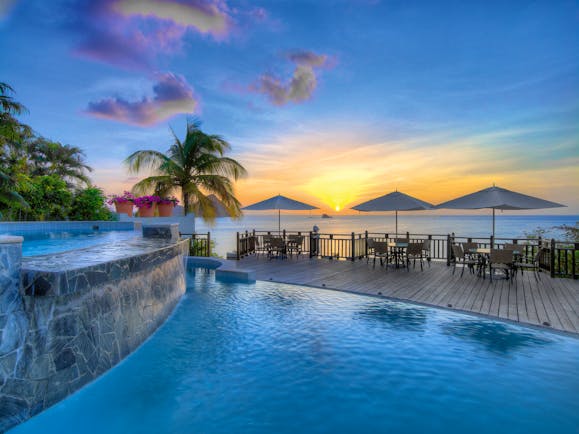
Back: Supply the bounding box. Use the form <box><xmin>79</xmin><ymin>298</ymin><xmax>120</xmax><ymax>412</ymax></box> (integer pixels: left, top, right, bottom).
<box><xmin>1</xmin><ymin>0</ymin><xmax>577</xmax><ymax>212</ymax></box>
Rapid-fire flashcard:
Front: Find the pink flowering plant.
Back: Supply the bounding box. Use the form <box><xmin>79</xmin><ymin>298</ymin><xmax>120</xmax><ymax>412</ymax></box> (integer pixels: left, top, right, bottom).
<box><xmin>159</xmin><ymin>196</ymin><xmax>180</xmax><ymax>205</ymax></box>
<box><xmin>134</xmin><ymin>195</ymin><xmax>161</xmax><ymax>209</ymax></box>
<box><xmin>107</xmin><ymin>191</ymin><xmax>135</xmax><ymax>205</ymax></box>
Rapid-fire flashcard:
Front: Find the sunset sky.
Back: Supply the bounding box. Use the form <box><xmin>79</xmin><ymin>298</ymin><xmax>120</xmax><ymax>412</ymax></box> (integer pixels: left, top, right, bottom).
<box><xmin>1</xmin><ymin>0</ymin><xmax>577</xmax><ymax>214</ymax></box>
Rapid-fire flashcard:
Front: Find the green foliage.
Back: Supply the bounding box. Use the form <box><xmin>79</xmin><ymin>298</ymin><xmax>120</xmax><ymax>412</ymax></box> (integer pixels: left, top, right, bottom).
<box><xmin>0</xmin><ymin>82</ymin><xmax>101</xmax><ymax>221</ymax></box>
<box><xmin>189</xmin><ymin>238</ymin><xmax>219</xmax><ymax>257</ymax></box>
<box><xmin>69</xmin><ymin>187</ymin><xmax>113</xmax><ymax>221</ymax></box>
<box><xmin>523</xmin><ymin>226</ymin><xmax>547</xmax><ymax>240</ymax></box>
<box><xmin>17</xmin><ymin>175</ymin><xmax>72</xmax><ymax>221</ymax></box>
<box><xmin>554</xmin><ymin>223</ymin><xmax>579</xmax><ymax>243</ymax></box>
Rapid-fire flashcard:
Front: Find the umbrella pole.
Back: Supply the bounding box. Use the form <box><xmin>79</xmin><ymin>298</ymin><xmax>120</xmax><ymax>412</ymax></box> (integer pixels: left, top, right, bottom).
<box><xmin>492</xmin><ymin>207</ymin><xmax>495</xmax><ymax>239</ymax></box>
<box><xmin>395</xmin><ymin>210</ymin><xmax>398</xmax><ymax>236</ymax></box>
<box><xmin>278</xmin><ymin>209</ymin><xmax>281</xmax><ymax>235</ymax></box>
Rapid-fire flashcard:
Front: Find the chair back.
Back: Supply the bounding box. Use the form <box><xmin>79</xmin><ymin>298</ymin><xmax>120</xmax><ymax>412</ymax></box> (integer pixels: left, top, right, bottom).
<box><xmin>374</xmin><ymin>241</ymin><xmax>389</xmax><ymax>254</ymax></box>
<box><xmin>288</xmin><ymin>234</ymin><xmax>303</xmax><ymax>244</ymax></box>
<box><xmin>503</xmin><ymin>243</ymin><xmax>520</xmax><ymax>254</ymax></box>
<box><xmin>452</xmin><ymin>244</ymin><xmax>464</xmax><ymax>259</ymax></box>
<box><xmin>367</xmin><ymin>238</ymin><xmax>375</xmax><ymax>249</ymax></box>
<box><xmin>407</xmin><ymin>243</ymin><xmax>423</xmax><ymax>255</ymax></box>
<box><xmin>395</xmin><ymin>238</ymin><xmax>409</xmax><ymax>244</ymax></box>
<box><xmin>462</xmin><ymin>242</ymin><xmax>477</xmax><ymax>253</ymax></box>
<box><xmin>490</xmin><ymin>248</ymin><xmax>513</xmax><ymax>265</ymax></box>
<box><xmin>270</xmin><ymin>237</ymin><xmax>285</xmax><ymax>248</ymax></box>
<box><xmin>421</xmin><ymin>239</ymin><xmax>431</xmax><ymax>251</ymax></box>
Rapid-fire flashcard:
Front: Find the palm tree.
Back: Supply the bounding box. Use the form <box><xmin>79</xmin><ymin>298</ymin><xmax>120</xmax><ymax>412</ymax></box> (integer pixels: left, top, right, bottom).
<box><xmin>125</xmin><ymin>119</ymin><xmax>247</xmax><ymax>220</ymax></box>
<box><xmin>0</xmin><ymin>82</ymin><xmax>31</xmax><ymax>142</ymax></box>
<box><xmin>28</xmin><ymin>139</ymin><xmax>93</xmax><ymax>187</ymax></box>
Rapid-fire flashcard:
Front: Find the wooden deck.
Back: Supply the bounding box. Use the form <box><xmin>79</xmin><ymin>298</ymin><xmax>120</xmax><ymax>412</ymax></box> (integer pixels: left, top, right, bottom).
<box><xmin>238</xmin><ymin>255</ymin><xmax>579</xmax><ymax>335</ymax></box>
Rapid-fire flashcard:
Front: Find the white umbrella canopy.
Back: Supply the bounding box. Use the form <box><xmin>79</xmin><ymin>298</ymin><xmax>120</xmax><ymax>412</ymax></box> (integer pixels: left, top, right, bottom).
<box><xmin>435</xmin><ymin>185</ymin><xmax>566</xmax><ymax>236</ymax></box>
<box><xmin>243</xmin><ymin>194</ymin><xmax>318</xmax><ymax>233</ymax></box>
<box><xmin>352</xmin><ymin>191</ymin><xmax>434</xmax><ymax>235</ymax></box>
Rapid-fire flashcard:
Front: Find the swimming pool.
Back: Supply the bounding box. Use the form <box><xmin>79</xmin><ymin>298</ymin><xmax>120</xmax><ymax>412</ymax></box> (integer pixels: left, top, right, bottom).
<box><xmin>10</xmin><ymin>268</ymin><xmax>579</xmax><ymax>433</ymax></box>
<box><xmin>14</xmin><ymin>230</ymin><xmax>139</xmax><ymax>256</ymax></box>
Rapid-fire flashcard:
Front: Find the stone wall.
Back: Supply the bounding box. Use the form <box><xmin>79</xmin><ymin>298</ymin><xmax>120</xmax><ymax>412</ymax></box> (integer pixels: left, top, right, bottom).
<box><xmin>0</xmin><ymin>237</ymin><xmax>189</xmax><ymax>432</ymax></box>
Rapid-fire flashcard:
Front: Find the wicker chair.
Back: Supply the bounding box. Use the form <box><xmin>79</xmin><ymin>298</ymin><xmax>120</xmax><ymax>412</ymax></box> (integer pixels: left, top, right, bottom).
<box><xmin>366</xmin><ymin>238</ymin><xmax>376</xmax><ymax>264</ymax></box>
<box><xmin>406</xmin><ymin>242</ymin><xmax>425</xmax><ymax>271</ymax></box>
<box><xmin>421</xmin><ymin>239</ymin><xmax>432</xmax><ymax>266</ymax></box>
<box><xmin>451</xmin><ymin>244</ymin><xmax>478</xmax><ymax>277</ymax></box>
<box><xmin>489</xmin><ymin>249</ymin><xmax>514</xmax><ymax>281</ymax></box>
<box><xmin>513</xmin><ymin>247</ymin><xmax>544</xmax><ymax>280</ymax></box>
<box><xmin>372</xmin><ymin>241</ymin><xmax>389</xmax><ymax>268</ymax></box>
<box><xmin>256</xmin><ymin>235</ymin><xmax>273</xmax><ymax>257</ymax></box>
<box><xmin>286</xmin><ymin>235</ymin><xmax>304</xmax><ymax>258</ymax></box>
<box><xmin>267</xmin><ymin>237</ymin><xmax>286</xmax><ymax>260</ymax></box>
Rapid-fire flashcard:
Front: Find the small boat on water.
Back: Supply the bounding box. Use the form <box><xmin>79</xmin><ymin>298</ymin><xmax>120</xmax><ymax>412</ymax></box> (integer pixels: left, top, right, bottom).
<box><xmin>321</xmin><ymin>213</ymin><xmax>332</xmax><ymax>219</ymax></box>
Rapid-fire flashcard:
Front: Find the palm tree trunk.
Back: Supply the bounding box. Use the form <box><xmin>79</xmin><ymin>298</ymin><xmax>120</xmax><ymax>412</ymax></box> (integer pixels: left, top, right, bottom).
<box><xmin>183</xmin><ymin>191</ymin><xmax>189</xmax><ymax>216</ymax></box>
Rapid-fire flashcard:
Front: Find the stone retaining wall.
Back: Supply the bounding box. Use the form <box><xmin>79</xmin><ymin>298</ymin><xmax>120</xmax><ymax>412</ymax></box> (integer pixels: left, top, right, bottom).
<box><xmin>0</xmin><ymin>236</ymin><xmax>189</xmax><ymax>432</ymax></box>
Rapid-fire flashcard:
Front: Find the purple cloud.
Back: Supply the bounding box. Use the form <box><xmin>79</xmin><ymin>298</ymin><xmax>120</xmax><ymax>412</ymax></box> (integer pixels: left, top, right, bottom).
<box><xmin>73</xmin><ymin>0</ymin><xmax>233</xmax><ymax>69</ymax></box>
<box><xmin>250</xmin><ymin>51</ymin><xmax>334</xmax><ymax>106</ymax></box>
<box><xmin>86</xmin><ymin>72</ymin><xmax>198</xmax><ymax>126</ymax></box>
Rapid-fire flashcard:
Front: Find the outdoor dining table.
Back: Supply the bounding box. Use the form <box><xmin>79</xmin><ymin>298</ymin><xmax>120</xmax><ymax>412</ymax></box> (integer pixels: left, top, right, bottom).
<box><xmin>388</xmin><ymin>241</ymin><xmax>408</xmax><ymax>268</ymax></box>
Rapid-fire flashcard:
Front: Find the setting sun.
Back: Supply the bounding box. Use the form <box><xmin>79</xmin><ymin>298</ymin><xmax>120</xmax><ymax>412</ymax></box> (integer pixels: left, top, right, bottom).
<box><xmin>335</xmin><ymin>205</ymin><xmax>341</xmax><ymax>212</ymax></box>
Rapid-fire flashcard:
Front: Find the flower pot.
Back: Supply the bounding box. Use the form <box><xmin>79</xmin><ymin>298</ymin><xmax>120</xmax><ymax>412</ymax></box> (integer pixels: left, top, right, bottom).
<box><xmin>158</xmin><ymin>203</ymin><xmax>174</xmax><ymax>217</ymax></box>
<box><xmin>115</xmin><ymin>202</ymin><xmax>133</xmax><ymax>216</ymax></box>
<box><xmin>138</xmin><ymin>205</ymin><xmax>156</xmax><ymax>217</ymax></box>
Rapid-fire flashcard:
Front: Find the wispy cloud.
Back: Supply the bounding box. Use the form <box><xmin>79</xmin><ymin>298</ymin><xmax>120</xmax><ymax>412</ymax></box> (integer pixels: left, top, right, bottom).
<box><xmin>114</xmin><ymin>0</ymin><xmax>231</xmax><ymax>37</ymax></box>
<box><xmin>86</xmin><ymin>72</ymin><xmax>198</xmax><ymax>126</ymax></box>
<box><xmin>250</xmin><ymin>50</ymin><xmax>335</xmax><ymax>106</ymax></box>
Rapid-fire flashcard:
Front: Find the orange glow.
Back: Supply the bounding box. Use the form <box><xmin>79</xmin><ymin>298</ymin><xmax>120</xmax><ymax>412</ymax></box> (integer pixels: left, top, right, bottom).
<box><xmin>102</xmin><ymin>125</ymin><xmax>579</xmax><ymax>214</ymax></box>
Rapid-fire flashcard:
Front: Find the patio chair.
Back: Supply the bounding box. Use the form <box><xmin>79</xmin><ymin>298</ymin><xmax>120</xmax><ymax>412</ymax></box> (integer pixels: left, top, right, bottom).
<box><xmin>406</xmin><ymin>242</ymin><xmax>425</xmax><ymax>271</ymax></box>
<box><xmin>256</xmin><ymin>235</ymin><xmax>274</xmax><ymax>258</ymax></box>
<box><xmin>513</xmin><ymin>247</ymin><xmax>544</xmax><ymax>280</ymax></box>
<box><xmin>366</xmin><ymin>238</ymin><xmax>376</xmax><ymax>264</ymax></box>
<box><xmin>489</xmin><ymin>248</ymin><xmax>514</xmax><ymax>282</ymax></box>
<box><xmin>286</xmin><ymin>235</ymin><xmax>304</xmax><ymax>258</ymax></box>
<box><xmin>451</xmin><ymin>244</ymin><xmax>478</xmax><ymax>277</ymax></box>
<box><xmin>421</xmin><ymin>239</ymin><xmax>432</xmax><ymax>266</ymax></box>
<box><xmin>372</xmin><ymin>241</ymin><xmax>389</xmax><ymax>268</ymax></box>
<box><xmin>268</xmin><ymin>237</ymin><xmax>287</xmax><ymax>260</ymax></box>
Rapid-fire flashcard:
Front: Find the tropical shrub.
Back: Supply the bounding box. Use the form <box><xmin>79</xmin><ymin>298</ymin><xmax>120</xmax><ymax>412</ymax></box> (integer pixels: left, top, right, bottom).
<box><xmin>17</xmin><ymin>175</ymin><xmax>72</xmax><ymax>221</ymax></box>
<box><xmin>70</xmin><ymin>187</ymin><xmax>113</xmax><ymax>221</ymax></box>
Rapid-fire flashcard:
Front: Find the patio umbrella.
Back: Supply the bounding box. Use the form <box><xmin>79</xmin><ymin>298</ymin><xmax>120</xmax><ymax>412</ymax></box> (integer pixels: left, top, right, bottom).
<box><xmin>435</xmin><ymin>185</ymin><xmax>565</xmax><ymax>237</ymax></box>
<box><xmin>243</xmin><ymin>194</ymin><xmax>318</xmax><ymax>233</ymax></box>
<box><xmin>352</xmin><ymin>191</ymin><xmax>434</xmax><ymax>235</ymax></box>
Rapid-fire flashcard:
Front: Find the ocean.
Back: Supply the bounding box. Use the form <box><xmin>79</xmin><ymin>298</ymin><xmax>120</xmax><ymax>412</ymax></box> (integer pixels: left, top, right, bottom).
<box><xmin>195</xmin><ymin>214</ymin><xmax>578</xmax><ymax>257</ymax></box>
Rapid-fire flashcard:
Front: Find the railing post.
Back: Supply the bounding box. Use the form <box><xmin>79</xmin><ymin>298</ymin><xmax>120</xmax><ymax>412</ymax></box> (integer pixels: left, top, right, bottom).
<box><xmin>550</xmin><ymin>238</ymin><xmax>555</xmax><ymax>278</ymax></box>
<box><xmin>309</xmin><ymin>231</ymin><xmax>314</xmax><ymax>258</ymax></box>
<box><xmin>283</xmin><ymin>229</ymin><xmax>286</xmax><ymax>239</ymax></box>
<box><xmin>406</xmin><ymin>231</ymin><xmax>410</xmax><ymax>241</ymax></box>
<box><xmin>236</xmin><ymin>232</ymin><xmax>240</xmax><ymax>261</ymax></box>
<box><xmin>207</xmin><ymin>232</ymin><xmax>211</xmax><ymax>257</ymax></box>
<box><xmin>351</xmin><ymin>232</ymin><xmax>355</xmax><ymax>261</ymax></box>
<box><xmin>573</xmin><ymin>242</ymin><xmax>578</xmax><ymax>280</ymax></box>
<box><xmin>490</xmin><ymin>235</ymin><xmax>494</xmax><ymax>249</ymax></box>
<box><xmin>446</xmin><ymin>233</ymin><xmax>451</xmax><ymax>266</ymax></box>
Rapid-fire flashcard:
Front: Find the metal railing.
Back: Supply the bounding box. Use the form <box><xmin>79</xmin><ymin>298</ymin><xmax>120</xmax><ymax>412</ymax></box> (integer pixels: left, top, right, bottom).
<box><xmin>236</xmin><ymin>230</ymin><xmax>577</xmax><ymax>279</ymax></box>
<box><xmin>180</xmin><ymin>232</ymin><xmax>211</xmax><ymax>257</ymax></box>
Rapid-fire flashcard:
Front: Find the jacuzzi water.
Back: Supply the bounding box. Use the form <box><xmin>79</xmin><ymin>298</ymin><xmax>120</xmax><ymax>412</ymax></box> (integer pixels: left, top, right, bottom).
<box><xmin>10</xmin><ymin>269</ymin><xmax>579</xmax><ymax>434</ymax></box>
<box><xmin>15</xmin><ymin>230</ymin><xmax>139</xmax><ymax>256</ymax></box>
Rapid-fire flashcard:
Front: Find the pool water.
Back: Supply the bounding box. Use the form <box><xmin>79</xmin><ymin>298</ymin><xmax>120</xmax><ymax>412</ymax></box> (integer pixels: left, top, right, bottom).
<box><xmin>10</xmin><ymin>269</ymin><xmax>579</xmax><ymax>434</ymax></box>
<box><xmin>16</xmin><ymin>230</ymin><xmax>139</xmax><ymax>256</ymax></box>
